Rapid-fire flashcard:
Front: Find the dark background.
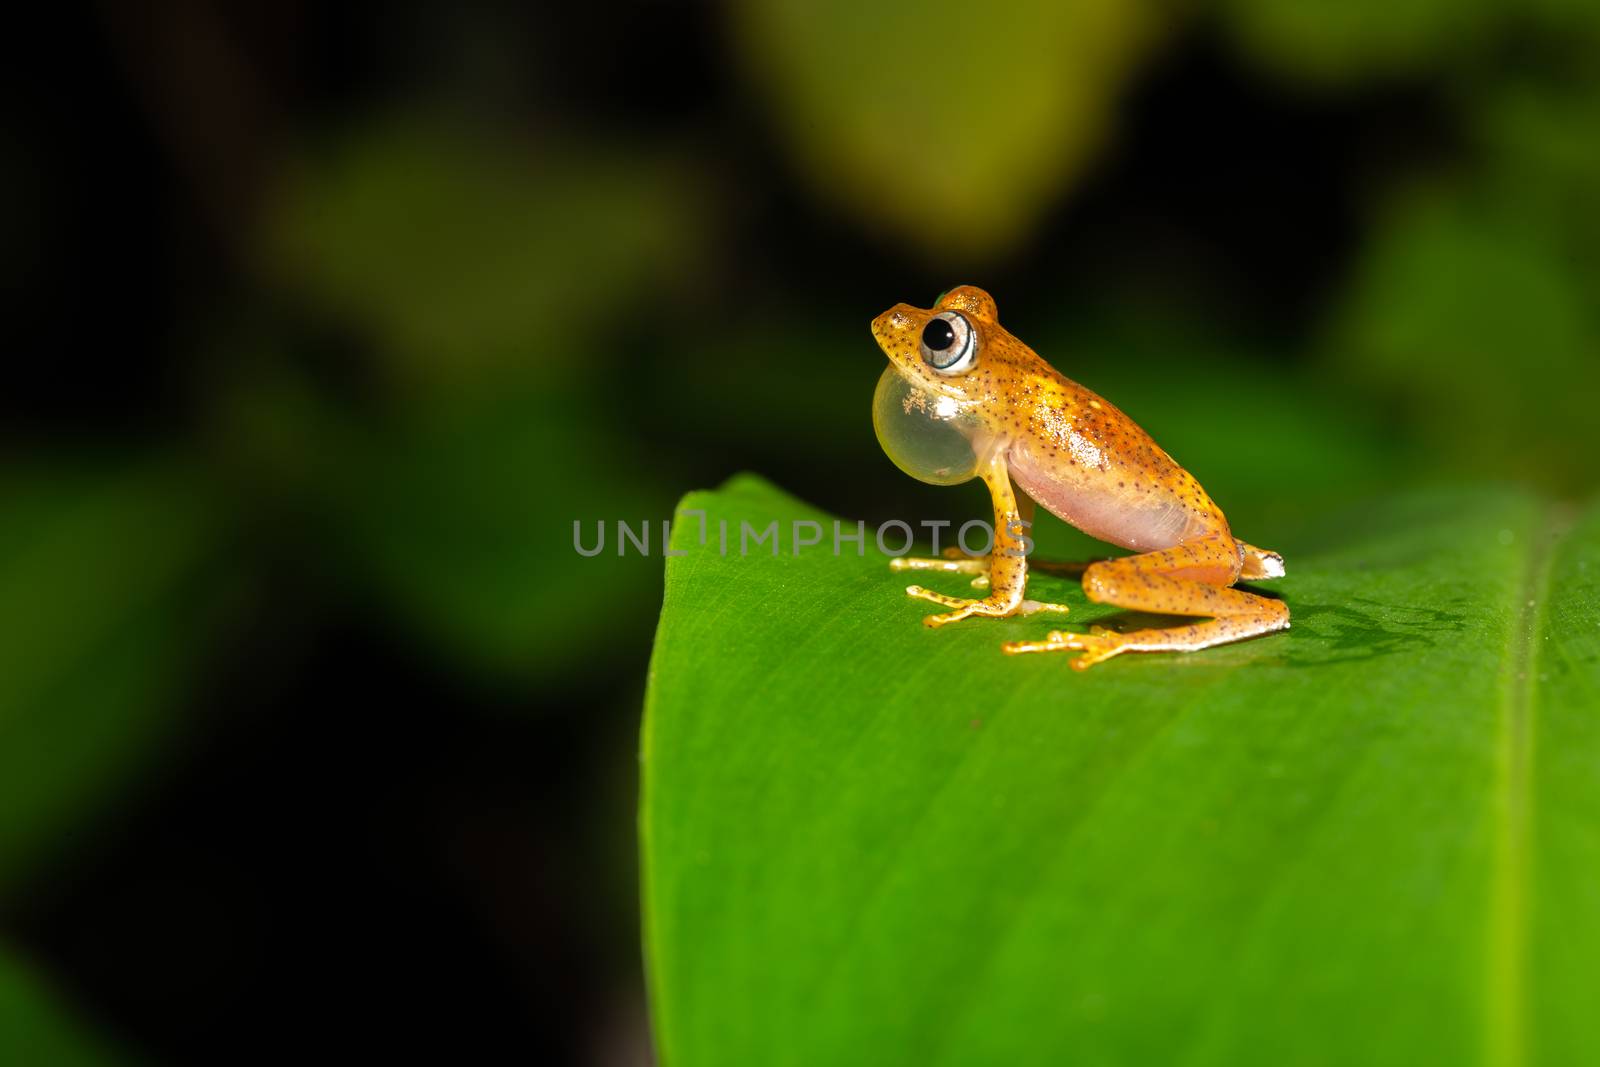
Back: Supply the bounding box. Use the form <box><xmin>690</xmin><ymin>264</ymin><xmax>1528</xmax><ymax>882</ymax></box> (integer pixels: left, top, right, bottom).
<box><xmin>4</xmin><ymin>1</ymin><xmax>1597</xmax><ymax>1062</ymax></box>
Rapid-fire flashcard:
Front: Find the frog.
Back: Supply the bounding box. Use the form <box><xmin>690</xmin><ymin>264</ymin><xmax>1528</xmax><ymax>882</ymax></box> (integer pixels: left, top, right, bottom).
<box><xmin>869</xmin><ymin>285</ymin><xmax>1288</xmax><ymax>670</ymax></box>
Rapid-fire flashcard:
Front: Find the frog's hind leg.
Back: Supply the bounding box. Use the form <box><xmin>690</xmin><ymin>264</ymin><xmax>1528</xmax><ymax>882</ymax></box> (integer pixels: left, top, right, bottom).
<box><xmin>1238</xmin><ymin>541</ymin><xmax>1287</xmax><ymax>580</ymax></box>
<box><xmin>1003</xmin><ymin>535</ymin><xmax>1289</xmax><ymax>669</ymax></box>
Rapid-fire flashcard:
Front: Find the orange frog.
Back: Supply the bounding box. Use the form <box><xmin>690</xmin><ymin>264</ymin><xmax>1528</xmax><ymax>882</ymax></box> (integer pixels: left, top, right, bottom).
<box><xmin>870</xmin><ymin>285</ymin><xmax>1288</xmax><ymax>670</ymax></box>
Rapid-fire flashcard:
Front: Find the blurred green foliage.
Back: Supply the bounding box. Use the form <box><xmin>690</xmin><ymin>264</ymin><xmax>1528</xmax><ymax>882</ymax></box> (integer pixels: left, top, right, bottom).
<box><xmin>268</xmin><ymin>121</ymin><xmax>702</xmax><ymax>396</ymax></box>
<box><xmin>314</xmin><ymin>388</ymin><xmax>673</xmax><ymax>683</ymax></box>
<box><xmin>0</xmin><ymin>951</ymin><xmax>116</xmax><ymax>1065</ymax></box>
<box><xmin>1329</xmin><ymin>184</ymin><xmax>1600</xmax><ymax>493</ymax></box>
<box><xmin>730</xmin><ymin>0</ymin><xmax>1169</xmax><ymax>260</ymax></box>
<box><xmin>0</xmin><ymin>461</ymin><xmax>225</xmax><ymax>897</ymax></box>
<box><xmin>1218</xmin><ymin>0</ymin><xmax>1500</xmax><ymax>85</ymax></box>
<box><xmin>243</xmin><ymin>122</ymin><xmax>704</xmax><ymax>682</ymax></box>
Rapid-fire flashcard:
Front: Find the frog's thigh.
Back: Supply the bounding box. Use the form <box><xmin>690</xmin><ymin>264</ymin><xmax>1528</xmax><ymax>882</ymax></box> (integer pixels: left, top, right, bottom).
<box><xmin>1080</xmin><ymin>537</ymin><xmax>1245</xmax><ymax>614</ymax></box>
<box><xmin>1008</xmin><ymin>537</ymin><xmax>1288</xmax><ymax>667</ymax></box>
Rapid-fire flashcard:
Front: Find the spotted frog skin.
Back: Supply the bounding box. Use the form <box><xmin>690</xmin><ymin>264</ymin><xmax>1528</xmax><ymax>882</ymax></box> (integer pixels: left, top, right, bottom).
<box><xmin>870</xmin><ymin>285</ymin><xmax>1288</xmax><ymax>669</ymax></box>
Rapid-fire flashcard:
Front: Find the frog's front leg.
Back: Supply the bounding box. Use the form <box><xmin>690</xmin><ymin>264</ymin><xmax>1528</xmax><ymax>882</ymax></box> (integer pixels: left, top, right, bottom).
<box><xmin>890</xmin><ymin>484</ymin><xmax>1031</xmax><ymax>588</ymax></box>
<box><xmin>903</xmin><ymin>459</ymin><xmax>1070</xmax><ymax>626</ymax></box>
<box><xmin>889</xmin><ymin>548</ymin><xmax>988</xmax><ymax>579</ymax></box>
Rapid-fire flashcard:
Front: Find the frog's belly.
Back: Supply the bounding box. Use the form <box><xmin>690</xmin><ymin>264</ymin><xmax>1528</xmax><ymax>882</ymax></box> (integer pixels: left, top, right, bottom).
<box><xmin>1009</xmin><ymin>452</ymin><xmax>1211</xmax><ymax>553</ymax></box>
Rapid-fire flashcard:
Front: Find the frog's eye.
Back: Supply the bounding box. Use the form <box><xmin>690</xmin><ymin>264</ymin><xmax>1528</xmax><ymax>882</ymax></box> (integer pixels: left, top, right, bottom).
<box><xmin>919</xmin><ymin>311</ymin><xmax>977</xmax><ymax>374</ymax></box>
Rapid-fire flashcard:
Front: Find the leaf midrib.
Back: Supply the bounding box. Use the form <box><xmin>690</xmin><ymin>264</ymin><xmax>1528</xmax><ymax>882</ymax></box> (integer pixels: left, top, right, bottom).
<box><xmin>1488</xmin><ymin>506</ymin><xmax>1562</xmax><ymax>1067</ymax></box>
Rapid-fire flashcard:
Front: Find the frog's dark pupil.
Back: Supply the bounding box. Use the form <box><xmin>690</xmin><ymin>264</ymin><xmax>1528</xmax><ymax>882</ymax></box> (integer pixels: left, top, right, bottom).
<box><xmin>922</xmin><ymin>318</ymin><xmax>956</xmax><ymax>352</ymax></box>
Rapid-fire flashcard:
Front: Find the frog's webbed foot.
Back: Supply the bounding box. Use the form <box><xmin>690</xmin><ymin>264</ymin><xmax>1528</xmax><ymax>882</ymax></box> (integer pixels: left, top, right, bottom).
<box><xmin>1002</xmin><ymin>628</ymin><xmax>1128</xmax><ymax>671</ymax></box>
<box><xmin>905</xmin><ymin>585</ymin><xmax>1070</xmax><ymax>628</ymax></box>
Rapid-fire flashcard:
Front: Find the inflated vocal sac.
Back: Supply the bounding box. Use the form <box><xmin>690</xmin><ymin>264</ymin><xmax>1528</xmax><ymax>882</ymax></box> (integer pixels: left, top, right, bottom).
<box><xmin>871</xmin><ymin>366</ymin><xmax>987</xmax><ymax>487</ymax></box>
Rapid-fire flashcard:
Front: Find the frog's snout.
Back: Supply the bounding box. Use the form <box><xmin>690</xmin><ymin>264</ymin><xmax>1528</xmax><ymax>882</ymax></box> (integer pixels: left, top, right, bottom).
<box><xmin>870</xmin><ymin>304</ymin><xmax>918</xmax><ymax>353</ymax></box>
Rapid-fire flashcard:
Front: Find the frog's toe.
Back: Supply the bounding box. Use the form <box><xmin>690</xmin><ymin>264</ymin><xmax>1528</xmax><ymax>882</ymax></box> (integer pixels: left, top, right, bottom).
<box><xmin>906</xmin><ymin>585</ymin><xmax>982</xmax><ymax>625</ymax></box>
<box><xmin>890</xmin><ymin>556</ymin><xmax>988</xmax><ymax>576</ymax></box>
<box><xmin>1067</xmin><ymin>634</ymin><xmax>1129</xmax><ymax>670</ymax></box>
<box><xmin>1002</xmin><ymin>629</ymin><xmax>1077</xmax><ymax>654</ymax></box>
<box><xmin>905</xmin><ymin>584</ymin><xmax>968</xmax><ymax>608</ymax></box>
<box><xmin>1001</xmin><ymin>636</ymin><xmax>1059</xmax><ymax>654</ymax></box>
<box><xmin>1002</xmin><ymin>628</ymin><xmax>1128</xmax><ymax>668</ymax></box>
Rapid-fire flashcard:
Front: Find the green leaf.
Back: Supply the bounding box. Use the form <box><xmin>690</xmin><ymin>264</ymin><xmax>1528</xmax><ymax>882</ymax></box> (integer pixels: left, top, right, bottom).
<box><xmin>641</xmin><ymin>474</ymin><xmax>1600</xmax><ymax>1066</ymax></box>
<box><xmin>0</xmin><ymin>461</ymin><xmax>221</xmax><ymax>896</ymax></box>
